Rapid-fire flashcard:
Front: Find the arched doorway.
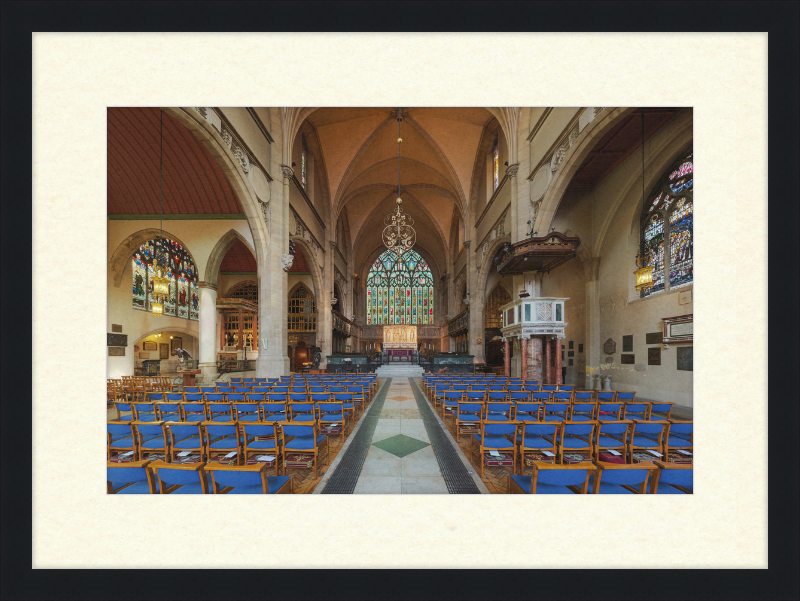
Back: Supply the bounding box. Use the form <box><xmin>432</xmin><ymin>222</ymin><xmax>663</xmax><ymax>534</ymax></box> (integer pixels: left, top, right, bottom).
<box><xmin>288</xmin><ymin>284</ymin><xmax>316</xmax><ymax>371</ymax></box>
<box><xmin>484</xmin><ymin>285</ymin><xmax>511</xmax><ymax>366</ymax></box>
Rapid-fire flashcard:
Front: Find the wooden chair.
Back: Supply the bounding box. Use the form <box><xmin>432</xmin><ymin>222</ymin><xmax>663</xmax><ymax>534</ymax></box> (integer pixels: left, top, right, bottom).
<box><xmin>649</xmin><ymin>460</ymin><xmax>693</xmax><ymax>493</ymax></box>
<box><xmin>629</xmin><ymin>420</ymin><xmax>669</xmax><ymax>463</ymax></box>
<box><xmin>205</xmin><ymin>461</ymin><xmax>293</xmax><ymax>494</ymax></box>
<box><xmin>647</xmin><ymin>401</ymin><xmax>675</xmax><ymax>421</ymax></box>
<box><xmin>664</xmin><ymin>420</ymin><xmax>693</xmax><ymax>461</ymax></box>
<box><xmin>150</xmin><ymin>460</ymin><xmax>210</xmax><ymax>494</ymax></box>
<box><xmin>557</xmin><ymin>421</ymin><xmax>597</xmax><ymax>463</ymax></box>
<box><xmin>590</xmin><ymin>460</ymin><xmax>656</xmax><ymax>493</ymax></box>
<box><xmin>107</xmin><ymin>459</ymin><xmax>157</xmax><ymax>493</ymax></box>
<box><xmin>279</xmin><ymin>421</ymin><xmax>328</xmax><ymax>480</ymax></box>
<box><xmin>472</xmin><ymin>421</ymin><xmax>518</xmax><ymax>479</ymax></box>
<box><xmin>509</xmin><ymin>460</ymin><xmax>594</xmax><ymax>494</ymax></box>
<box><xmin>241</xmin><ymin>422</ymin><xmax>283</xmax><ymax>476</ymax></box>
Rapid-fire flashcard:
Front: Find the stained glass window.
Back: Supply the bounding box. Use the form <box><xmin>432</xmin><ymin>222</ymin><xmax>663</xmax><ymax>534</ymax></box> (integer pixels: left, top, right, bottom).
<box><xmin>640</xmin><ymin>149</ymin><xmax>693</xmax><ymax>297</ymax></box>
<box><xmin>366</xmin><ymin>248</ymin><xmax>434</xmax><ymax>325</ymax></box>
<box><xmin>132</xmin><ymin>237</ymin><xmax>199</xmax><ymax>321</ymax></box>
<box><xmin>493</xmin><ymin>138</ymin><xmax>499</xmax><ymax>190</ymax></box>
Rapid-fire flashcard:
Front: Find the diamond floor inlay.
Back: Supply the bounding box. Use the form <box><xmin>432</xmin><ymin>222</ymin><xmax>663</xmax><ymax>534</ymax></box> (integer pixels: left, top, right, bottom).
<box><xmin>371</xmin><ymin>433</ymin><xmax>430</xmax><ymax>458</ymax></box>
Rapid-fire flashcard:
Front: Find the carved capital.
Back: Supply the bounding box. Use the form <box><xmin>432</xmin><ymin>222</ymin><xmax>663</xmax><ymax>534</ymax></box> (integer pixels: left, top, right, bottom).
<box><xmin>280</xmin><ymin>164</ymin><xmax>294</xmax><ymax>179</ymax></box>
<box><xmin>281</xmin><ymin>253</ymin><xmax>294</xmax><ymax>272</ymax></box>
<box><xmin>505</xmin><ymin>163</ymin><xmax>520</xmax><ymax>178</ymax></box>
<box><xmin>463</xmin><ymin>240</ymin><xmax>471</xmax><ymax>249</ymax></box>
<box><xmin>197</xmin><ymin>281</ymin><xmax>218</xmax><ymax>291</ymax></box>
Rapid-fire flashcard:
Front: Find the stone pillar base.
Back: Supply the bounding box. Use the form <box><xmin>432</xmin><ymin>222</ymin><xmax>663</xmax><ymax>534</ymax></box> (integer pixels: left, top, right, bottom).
<box><xmin>585</xmin><ymin>373</ymin><xmax>595</xmax><ymax>390</ymax></box>
<box><xmin>199</xmin><ymin>362</ymin><xmax>219</xmax><ymax>385</ymax></box>
<box><xmin>257</xmin><ymin>354</ymin><xmax>290</xmax><ymax>378</ymax></box>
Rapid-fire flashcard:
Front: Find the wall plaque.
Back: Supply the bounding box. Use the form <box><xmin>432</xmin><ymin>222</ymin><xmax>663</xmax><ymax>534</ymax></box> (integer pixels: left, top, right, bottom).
<box><xmin>663</xmin><ymin>314</ymin><xmax>693</xmax><ymax>344</ymax></box>
<box><xmin>605</xmin><ymin>356</ymin><xmax>615</xmax><ymax>364</ymax></box>
<box><xmin>111</xmin><ymin>324</ymin><xmax>123</xmax><ymax>333</ymax></box>
<box><xmin>622</xmin><ymin>335</ymin><xmax>633</xmax><ymax>352</ymax></box>
<box><xmin>578</xmin><ymin>344</ymin><xmax>583</xmax><ymax>353</ymax></box>
<box><xmin>568</xmin><ymin>350</ymin><xmax>574</xmax><ymax>357</ymax></box>
<box><xmin>648</xmin><ymin>347</ymin><xmax>661</xmax><ymax>365</ymax></box>
<box><xmin>646</xmin><ymin>332</ymin><xmax>663</xmax><ymax>345</ymax></box>
<box><xmin>621</xmin><ymin>354</ymin><xmax>635</xmax><ymax>364</ymax></box>
<box><xmin>107</xmin><ymin>333</ymin><xmax>128</xmax><ymax>347</ymax></box>
<box><xmin>568</xmin><ymin>359</ymin><xmax>574</xmax><ymax>366</ymax></box>
<box><xmin>568</xmin><ymin>340</ymin><xmax>573</xmax><ymax>349</ymax></box>
<box><xmin>603</xmin><ymin>338</ymin><xmax>616</xmax><ymax>355</ymax></box>
<box><xmin>677</xmin><ymin>347</ymin><xmax>693</xmax><ymax>371</ymax></box>
<box><xmin>108</xmin><ymin>347</ymin><xmax>125</xmax><ymax>357</ymax></box>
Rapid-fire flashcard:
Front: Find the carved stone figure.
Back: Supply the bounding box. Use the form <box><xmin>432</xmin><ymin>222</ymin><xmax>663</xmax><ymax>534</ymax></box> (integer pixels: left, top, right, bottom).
<box><xmin>281</xmin><ymin>253</ymin><xmax>294</xmax><ymax>271</ymax></box>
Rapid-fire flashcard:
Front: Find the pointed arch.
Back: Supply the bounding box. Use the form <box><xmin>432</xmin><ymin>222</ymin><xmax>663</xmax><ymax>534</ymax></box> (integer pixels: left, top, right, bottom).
<box><xmin>109</xmin><ymin>227</ymin><xmax>198</xmax><ymax>288</ymax></box>
<box><xmin>475</xmin><ymin>233</ymin><xmax>512</xmax><ymax>301</ymax></box>
<box><xmin>290</xmin><ymin>236</ymin><xmax>324</xmax><ymax>309</ymax></box>
<box><xmin>204</xmin><ymin>229</ymin><xmax>257</xmax><ymax>286</ymax></box>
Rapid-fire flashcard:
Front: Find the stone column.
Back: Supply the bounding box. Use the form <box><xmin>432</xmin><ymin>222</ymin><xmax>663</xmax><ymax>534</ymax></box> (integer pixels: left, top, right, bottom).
<box><xmin>555</xmin><ymin>338</ymin><xmax>563</xmax><ymax>385</ymax></box>
<box><xmin>529</xmin><ymin>336</ymin><xmax>543</xmax><ymax>383</ymax></box>
<box><xmin>584</xmin><ymin>257</ymin><xmax>601</xmax><ymax>389</ymax></box>
<box><xmin>545</xmin><ymin>337</ymin><xmax>552</xmax><ymax>384</ymax></box>
<box><xmin>219</xmin><ymin>310</ymin><xmax>225</xmax><ymax>351</ymax></box>
<box><xmin>503</xmin><ymin>339</ymin><xmax>511</xmax><ymax>376</ymax></box>
<box><xmin>197</xmin><ymin>281</ymin><xmax>218</xmax><ymax>382</ymax></box>
<box><xmin>520</xmin><ymin>336</ymin><xmax>528</xmax><ymax>382</ymax></box>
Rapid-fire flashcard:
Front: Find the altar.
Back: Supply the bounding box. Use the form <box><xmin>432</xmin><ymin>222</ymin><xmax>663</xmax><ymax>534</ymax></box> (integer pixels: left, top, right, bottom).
<box><xmin>387</xmin><ymin>349</ymin><xmax>413</xmax><ymax>362</ymax></box>
<box><xmin>383</xmin><ymin>325</ymin><xmax>417</xmax><ymax>348</ymax></box>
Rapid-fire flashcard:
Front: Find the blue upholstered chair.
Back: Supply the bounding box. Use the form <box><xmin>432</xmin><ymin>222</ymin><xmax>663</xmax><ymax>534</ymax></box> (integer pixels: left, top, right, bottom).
<box><xmin>629</xmin><ymin>420</ymin><xmax>668</xmax><ymax>463</ymax></box>
<box><xmin>650</xmin><ymin>461</ymin><xmax>693</xmax><ymax>494</ymax></box>
<box><xmin>485</xmin><ymin>402</ymin><xmax>513</xmax><ymax>422</ymax></box>
<box><xmin>558</xmin><ymin>385</ymin><xmax>575</xmax><ymax>392</ymax></box>
<box><xmin>543</xmin><ymin>401</ymin><xmax>570</xmax><ymax>422</ymax></box>
<box><xmin>184</xmin><ymin>386</ymin><xmax>200</xmax><ymax>394</ymax></box>
<box><xmin>333</xmin><ymin>392</ymin><xmax>356</xmax><ymax>423</ymax></box>
<box><xmin>596</xmin><ymin>391</ymin><xmax>616</xmax><ymax>402</ymax></box>
<box><xmin>524</xmin><ymin>382</ymin><xmax>541</xmax><ymax>393</ymax></box>
<box><xmin>107</xmin><ymin>422</ymin><xmax>136</xmax><ymax>460</ymax></box>
<box><xmin>594</xmin><ymin>420</ymin><xmax>631</xmax><ymax>460</ymax></box>
<box><xmin>596</xmin><ymin>402</ymin><xmax>623</xmax><ymax>421</ymax></box>
<box><xmin>513</xmin><ymin>401</ymin><xmax>542</xmax><ymax>422</ymax></box>
<box><xmin>159</xmin><ymin>395</ymin><xmax>183</xmax><ymax>421</ymax></box>
<box><xmin>542</xmin><ymin>385</ymin><xmax>557</xmax><ymax>393</ymax></box>
<box><xmin>569</xmin><ymin>399</ymin><xmax>598</xmax><ymax>422</ymax></box>
<box><xmin>112</xmin><ymin>400</ymin><xmax>135</xmax><ymax>422</ymax></box>
<box><xmin>558</xmin><ymin>421</ymin><xmax>597</xmax><ymax>463</ymax></box>
<box><xmin>509</xmin><ymin>460</ymin><xmax>593</xmax><ymax>494</ymax></box>
<box><xmin>455</xmin><ymin>401</ymin><xmax>483</xmax><ymax>443</ymax></box>
<box><xmin>441</xmin><ymin>391</ymin><xmax>462</xmax><ymax>421</ymax></box>
<box><xmin>280</xmin><ymin>422</ymin><xmax>328</xmax><ymax>479</ymax></box>
<box><xmin>241</xmin><ymin>422</ymin><xmax>283</xmax><ymax>475</ymax></box>
<box><xmin>516</xmin><ymin>422</ymin><xmax>558</xmax><ymax>475</ymax></box>
<box><xmin>472</xmin><ymin>422</ymin><xmax>518</xmax><ymax>478</ymax></box>
<box><xmin>207</xmin><ymin>401</ymin><xmax>234</xmax><ymax>422</ymax></box>
<box><xmin>203</xmin><ymin>421</ymin><xmax>243</xmax><ymax>465</ymax></box>
<box><xmin>232</xmin><ymin>401</ymin><xmax>261</xmax><ymax>422</ymax></box>
<box><xmin>205</xmin><ymin>462</ymin><xmax>292</xmax><ymax>494</ymax></box>
<box><xmin>348</xmin><ymin>386</ymin><xmax>367</xmax><ymax>417</ymax></box>
<box><xmin>132</xmin><ymin>421</ymin><xmax>169</xmax><ymax>461</ymax></box>
<box><xmin>132</xmin><ymin>402</ymin><xmax>159</xmax><ymax>422</ymax></box>
<box><xmin>590</xmin><ymin>460</ymin><xmax>656</xmax><ymax>493</ymax></box>
<box><xmin>165</xmin><ymin>421</ymin><xmax>205</xmax><ymax>462</ymax></box>
<box><xmin>318</xmin><ymin>401</ymin><xmax>349</xmax><ymax>440</ymax></box>
<box><xmin>647</xmin><ymin>402</ymin><xmax>674</xmax><ymax>421</ymax></box>
<box><xmin>200</xmin><ymin>387</ymin><xmax>216</xmax><ymax>395</ymax></box>
<box><xmin>664</xmin><ymin>420</ymin><xmax>693</xmax><ymax>458</ymax></box>
<box><xmin>532</xmin><ymin>391</ymin><xmax>551</xmax><ymax>404</ymax></box>
<box><xmin>151</xmin><ymin>460</ymin><xmax>210</xmax><ymax>494</ymax></box>
<box><xmin>107</xmin><ymin>460</ymin><xmax>158</xmax><ymax>493</ymax></box>
<box><xmin>180</xmin><ymin>401</ymin><xmax>207</xmax><ymax>422</ymax></box>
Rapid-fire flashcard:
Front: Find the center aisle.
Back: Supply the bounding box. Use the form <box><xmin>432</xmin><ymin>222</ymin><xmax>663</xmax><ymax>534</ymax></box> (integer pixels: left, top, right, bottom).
<box><xmin>317</xmin><ymin>377</ymin><xmax>488</xmax><ymax>494</ymax></box>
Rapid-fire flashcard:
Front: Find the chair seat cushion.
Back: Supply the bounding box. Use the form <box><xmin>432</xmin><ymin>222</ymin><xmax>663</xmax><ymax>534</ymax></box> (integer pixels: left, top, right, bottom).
<box><xmin>666</xmin><ymin>435</ymin><xmax>692</xmax><ymax>448</ymax></box>
<box><xmin>237</xmin><ymin>414</ymin><xmax>261</xmax><ymax>422</ymax></box>
<box><xmin>292</xmin><ymin>414</ymin><xmax>316</xmax><ymax>422</ymax></box>
<box><xmin>517</xmin><ymin>435</ymin><xmax>553</xmax><ymax>449</ymax></box>
<box><xmin>458</xmin><ymin>415</ymin><xmax>481</xmax><ymax>422</ymax></box>
<box><xmin>210</xmin><ymin>414</ymin><xmax>233</xmax><ymax>421</ymax></box>
<box><xmin>209</xmin><ymin>436</ymin><xmax>244</xmax><ymax>448</ymax></box>
<box><xmin>535</xmin><ymin>483</ymin><xmax>579</xmax><ymax>494</ymax></box>
<box><xmin>475</xmin><ymin>434</ymin><xmax>515</xmax><ymax>449</ymax></box>
<box><xmin>570</xmin><ymin>414</ymin><xmax>593</xmax><ymax>422</ymax></box>
<box><xmin>225</xmin><ymin>485</ymin><xmax>266</xmax><ymax>494</ymax></box>
<box><xmin>263</xmin><ymin>412</ymin><xmax>287</xmax><ymax>421</ymax></box>
<box><xmin>562</xmin><ymin>435</ymin><xmax>592</xmax><ymax>448</ymax></box>
<box><xmin>140</xmin><ymin>438</ymin><xmax>167</xmax><ymax>449</ymax></box>
<box><xmin>321</xmin><ymin>413</ymin><xmax>344</xmax><ymax>421</ymax></box>
<box><xmin>167</xmin><ymin>479</ymin><xmax>210</xmax><ymax>494</ymax></box>
<box><xmin>136</xmin><ymin>415</ymin><xmax>159</xmax><ymax>422</ymax></box>
<box><xmin>173</xmin><ymin>436</ymin><xmax>203</xmax><ymax>449</ymax></box>
<box><xmin>109</xmin><ymin>434</ymin><xmax>134</xmax><ymax>445</ymax></box>
<box><xmin>267</xmin><ymin>476</ymin><xmax>291</xmax><ymax>493</ymax></box>
<box><xmin>160</xmin><ymin>413</ymin><xmax>181</xmax><ymax>421</ymax></box>
<box><xmin>285</xmin><ymin>435</ymin><xmax>326</xmax><ymax>450</ymax></box>
<box><xmin>631</xmin><ymin>435</ymin><xmax>660</xmax><ymax>447</ymax></box>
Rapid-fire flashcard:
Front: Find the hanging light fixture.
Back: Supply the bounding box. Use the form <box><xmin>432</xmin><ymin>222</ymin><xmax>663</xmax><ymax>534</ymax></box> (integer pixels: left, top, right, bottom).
<box><xmin>382</xmin><ymin>107</ymin><xmax>416</xmax><ymax>255</ymax></box>
<box><xmin>634</xmin><ymin>112</ymin><xmax>654</xmax><ymax>292</ymax></box>
<box><xmin>151</xmin><ymin>110</ymin><xmax>171</xmax><ymax>316</ymax></box>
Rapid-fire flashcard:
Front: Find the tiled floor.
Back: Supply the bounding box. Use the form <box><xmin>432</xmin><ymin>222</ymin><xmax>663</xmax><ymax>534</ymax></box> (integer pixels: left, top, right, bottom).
<box><xmin>350</xmin><ymin>378</ymin><xmax>449</xmax><ymax>494</ymax></box>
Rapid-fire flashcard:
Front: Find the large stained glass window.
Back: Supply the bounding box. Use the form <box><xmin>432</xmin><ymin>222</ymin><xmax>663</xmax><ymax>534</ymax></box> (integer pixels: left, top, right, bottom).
<box><xmin>640</xmin><ymin>149</ymin><xmax>693</xmax><ymax>297</ymax></box>
<box><xmin>132</xmin><ymin>238</ymin><xmax>199</xmax><ymax>320</ymax></box>
<box><xmin>366</xmin><ymin>248</ymin><xmax>434</xmax><ymax>325</ymax></box>
<box><xmin>493</xmin><ymin>138</ymin><xmax>499</xmax><ymax>190</ymax></box>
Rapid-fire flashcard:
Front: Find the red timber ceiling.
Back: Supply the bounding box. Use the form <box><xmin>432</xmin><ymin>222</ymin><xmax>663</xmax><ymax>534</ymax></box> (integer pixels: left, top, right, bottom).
<box><xmin>107</xmin><ymin>107</ymin><xmax>243</xmax><ymax>215</ymax></box>
<box><xmin>288</xmin><ymin>244</ymin><xmax>310</xmax><ymax>273</ymax></box>
<box><xmin>566</xmin><ymin>108</ymin><xmax>682</xmax><ymax>190</ymax></box>
<box><xmin>219</xmin><ymin>240</ymin><xmax>257</xmax><ymax>273</ymax></box>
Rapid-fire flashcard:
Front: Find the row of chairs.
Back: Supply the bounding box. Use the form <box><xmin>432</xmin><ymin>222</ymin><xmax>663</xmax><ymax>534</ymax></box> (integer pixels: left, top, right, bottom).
<box><xmin>508</xmin><ymin>460</ymin><xmax>693</xmax><ymax>494</ymax></box>
<box><xmin>108</xmin><ymin>419</ymin><xmax>331</xmax><ymax>478</ymax></box>
<box><xmin>113</xmin><ymin>397</ymin><xmax>363</xmax><ymax>430</ymax></box>
<box><xmin>183</xmin><ymin>383</ymin><xmax>375</xmax><ymax>396</ymax></box>
<box><xmin>424</xmin><ymin>380</ymin><xmax>575</xmax><ymax>397</ymax></box>
<box><xmin>438</xmin><ymin>395</ymin><xmax>673</xmax><ymax>424</ymax></box>
<box><xmin>465</xmin><ymin>417</ymin><xmax>692</xmax><ymax>477</ymax></box>
<box><xmin>108</xmin><ymin>376</ymin><xmax>175</xmax><ymax>404</ymax></box>
<box><xmin>107</xmin><ymin>459</ymin><xmax>293</xmax><ymax>494</ymax></box>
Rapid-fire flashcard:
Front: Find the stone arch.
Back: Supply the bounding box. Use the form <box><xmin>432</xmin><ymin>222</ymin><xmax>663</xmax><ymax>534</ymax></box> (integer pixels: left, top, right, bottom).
<box><xmin>225</xmin><ymin>279</ymin><xmax>259</xmax><ymax>300</ymax></box>
<box><xmin>109</xmin><ymin>228</ymin><xmax>199</xmax><ymax>288</ymax></box>
<box><xmin>204</xmin><ymin>229</ymin><xmax>257</xmax><ymax>286</ymax></box>
<box><xmin>290</xmin><ymin>236</ymin><xmax>324</xmax><ymax>310</ymax></box>
<box><xmin>475</xmin><ymin>234</ymin><xmax>512</xmax><ymax>302</ymax></box>
<box><xmin>535</xmin><ymin>107</ymin><xmax>635</xmax><ymax>235</ymax></box>
<box><xmin>288</xmin><ymin>281</ymin><xmax>316</xmax><ymax>301</ymax></box>
<box><xmin>133</xmin><ymin>326</ymin><xmax>198</xmax><ymax>347</ymax></box>
<box><xmin>162</xmin><ymin>108</ymin><xmax>269</xmax><ymax>266</ymax></box>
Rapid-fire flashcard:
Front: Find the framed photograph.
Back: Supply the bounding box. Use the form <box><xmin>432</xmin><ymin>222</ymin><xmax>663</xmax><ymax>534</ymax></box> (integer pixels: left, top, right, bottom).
<box><xmin>171</xmin><ymin>337</ymin><xmax>183</xmax><ymax>354</ymax></box>
<box><xmin>142</xmin><ymin>340</ymin><xmax>157</xmax><ymax>351</ymax></box>
<box><xmin>159</xmin><ymin>343</ymin><xmax>169</xmax><ymax>359</ymax></box>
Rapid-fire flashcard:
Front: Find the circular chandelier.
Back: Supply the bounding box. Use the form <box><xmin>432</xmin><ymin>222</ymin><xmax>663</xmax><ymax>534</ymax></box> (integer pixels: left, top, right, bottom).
<box><xmin>382</xmin><ymin>108</ymin><xmax>416</xmax><ymax>255</ymax></box>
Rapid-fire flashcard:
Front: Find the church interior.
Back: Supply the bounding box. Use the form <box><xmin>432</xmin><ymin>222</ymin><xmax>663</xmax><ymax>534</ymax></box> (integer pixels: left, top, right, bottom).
<box><xmin>107</xmin><ymin>106</ymin><xmax>694</xmax><ymax>495</ymax></box>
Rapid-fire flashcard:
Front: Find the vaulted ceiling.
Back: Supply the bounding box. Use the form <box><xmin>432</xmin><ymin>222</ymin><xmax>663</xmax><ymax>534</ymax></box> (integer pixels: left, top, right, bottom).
<box><xmin>108</xmin><ymin>107</ymin><xmax>242</xmax><ymax>215</ymax></box>
<box><xmin>305</xmin><ymin>107</ymin><xmax>493</xmax><ymax>269</ymax></box>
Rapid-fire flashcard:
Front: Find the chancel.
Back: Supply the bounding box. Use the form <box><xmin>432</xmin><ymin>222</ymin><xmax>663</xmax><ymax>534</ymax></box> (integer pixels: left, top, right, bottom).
<box><xmin>108</xmin><ymin>107</ymin><xmax>693</xmax><ymax>495</ymax></box>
